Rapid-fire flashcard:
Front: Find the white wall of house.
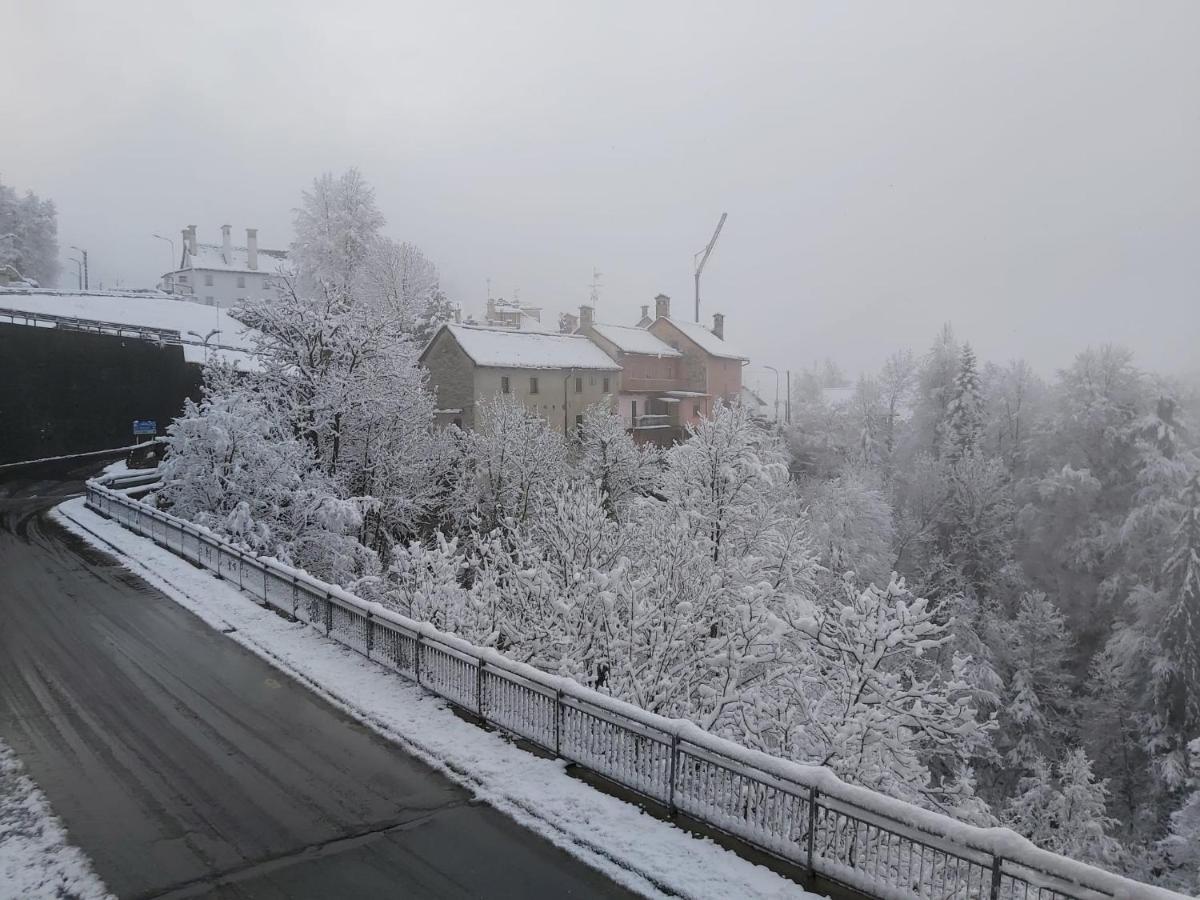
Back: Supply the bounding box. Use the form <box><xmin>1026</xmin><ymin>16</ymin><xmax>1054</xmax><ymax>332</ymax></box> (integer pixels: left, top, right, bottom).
<box><xmin>169</xmin><ymin>269</ymin><xmax>278</xmax><ymax>307</ymax></box>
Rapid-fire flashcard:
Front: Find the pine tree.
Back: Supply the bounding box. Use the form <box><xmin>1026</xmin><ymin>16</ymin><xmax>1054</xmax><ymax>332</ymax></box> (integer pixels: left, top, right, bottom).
<box><xmin>943</xmin><ymin>343</ymin><xmax>984</xmax><ymax>462</ymax></box>
<box><xmin>1004</xmin><ymin>749</ymin><xmax>1122</xmax><ymax>866</ymax></box>
<box><xmin>1161</xmin><ymin>738</ymin><xmax>1200</xmax><ymax>894</ymax></box>
<box><xmin>1159</xmin><ymin>473</ymin><xmax>1200</xmax><ymax>741</ymax></box>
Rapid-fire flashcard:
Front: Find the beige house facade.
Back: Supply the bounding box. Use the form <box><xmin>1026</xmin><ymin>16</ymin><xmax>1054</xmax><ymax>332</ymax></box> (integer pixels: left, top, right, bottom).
<box><xmin>420</xmin><ymin>324</ymin><xmax>619</xmax><ymax>432</ymax></box>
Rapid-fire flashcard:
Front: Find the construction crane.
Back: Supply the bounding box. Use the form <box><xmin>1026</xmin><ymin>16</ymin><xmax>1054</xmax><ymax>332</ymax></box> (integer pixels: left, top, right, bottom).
<box><xmin>693</xmin><ymin>212</ymin><xmax>728</xmax><ymax>323</ymax></box>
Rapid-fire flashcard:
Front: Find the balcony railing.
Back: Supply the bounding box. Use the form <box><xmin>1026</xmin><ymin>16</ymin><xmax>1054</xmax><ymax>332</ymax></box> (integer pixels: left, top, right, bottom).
<box><xmin>634</xmin><ymin>414</ymin><xmax>672</xmax><ymax>429</ymax></box>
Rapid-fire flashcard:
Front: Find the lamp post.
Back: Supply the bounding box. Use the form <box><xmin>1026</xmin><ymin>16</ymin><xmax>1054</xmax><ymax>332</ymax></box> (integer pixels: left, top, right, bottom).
<box><xmin>187</xmin><ymin>329</ymin><xmax>222</xmax><ymax>365</ymax></box>
<box><xmin>67</xmin><ymin>257</ymin><xmax>83</xmax><ymax>289</ymax></box>
<box><xmin>763</xmin><ymin>365</ymin><xmax>781</xmax><ymax>425</ymax></box>
<box><xmin>70</xmin><ymin>246</ymin><xmax>88</xmax><ymax>290</ymax></box>
<box><xmin>152</xmin><ymin>234</ymin><xmax>175</xmax><ymax>272</ymax></box>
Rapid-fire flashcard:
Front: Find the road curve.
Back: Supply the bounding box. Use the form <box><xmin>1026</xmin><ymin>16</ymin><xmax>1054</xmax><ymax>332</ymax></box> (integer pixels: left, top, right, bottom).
<box><xmin>0</xmin><ymin>458</ymin><xmax>634</xmax><ymax>899</ymax></box>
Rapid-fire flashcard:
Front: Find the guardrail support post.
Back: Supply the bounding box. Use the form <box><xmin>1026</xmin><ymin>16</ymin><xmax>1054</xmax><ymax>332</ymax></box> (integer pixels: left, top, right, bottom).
<box><xmin>990</xmin><ymin>856</ymin><xmax>1003</xmax><ymax>900</ymax></box>
<box><xmin>554</xmin><ymin>689</ymin><xmax>563</xmax><ymax>757</ymax></box>
<box><xmin>365</xmin><ymin>613</ymin><xmax>374</xmax><ymax>656</ymax></box>
<box><xmin>415</xmin><ymin>638</ymin><xmax>423</xmax><ymax>685</ymax></box>
<box><xmin>324</xmin><ymin>594</ymin><xmax>332</xmax><ymax>635</ymax></box>
<box><xmin>667</xmin><ymin>732</ymin><xmax>679</xmax><ymax>816</ymax></box>
<box><xmin>477</xmin><ymin>661</ymin><xmax>485</xmax><ymax>717</ymax></box>
<box><xmin>807</xmin><ymin>786</ymin><xmax>819</xmax><ymax>876</ymax></box>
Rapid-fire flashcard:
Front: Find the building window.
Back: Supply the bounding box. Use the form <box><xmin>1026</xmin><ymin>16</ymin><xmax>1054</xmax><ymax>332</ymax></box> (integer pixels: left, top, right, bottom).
<box><xmin>575</xmin><ymin>414</ymin><xmax>584</xmax><ymax>431</ymax></box>
<box><xmin>205</xmin><ymin>296</ymin><xmax>213</xmax><ymax>303</ymax></box>
<box><xmin>453</xmin><ymin>417</ymin><xmax>463</xmax><ymax>429</ymax></box>
<box><xmin>631</xmin><ymin>400</ymin><xmax>637</xmax><ymax>422</ymax></box>
<box><xmin>204</xmin><ymin>273</ymin><xmax>213</xmax><ymax>286</ymax></box>
<box><xmin>602</xmin><ymin>376</ymin><xmax>610</xmax><ymax>393</ymax></box>
<box><xmin>236</xmin><ymin>275</ymin><xmax>246</xmax><ymax>289</ymax></box>
<box><xmin>178</xmin><ymin>274</ymin><xmax>188</xmax><ymax>283</ymax></box>
<box><xmin>501</xmin><ymin>376</ymin><xmax>510</xmax><ymax>394</ymax></box>
<box><xmin>694</xmin><ymin>403</ymin><xmax>702</xmax><ymax>417</ymax></box>
<box><xmin>529</xmin><ymin>377</ymin><xmax>539</xmax><ymax>394</ymax></box>
<box><xmin>575</xmin><ymin>376</ymin><xmax>582</xmax><ymax>394</ymax></box>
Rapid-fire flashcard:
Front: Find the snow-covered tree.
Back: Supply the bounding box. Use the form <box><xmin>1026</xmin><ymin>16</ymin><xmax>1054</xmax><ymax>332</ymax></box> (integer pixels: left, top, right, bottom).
<box><xmin>1161</xmin><ymin>738</ymin><xmax>1200</xmax><ymax>895</ymax></box>
<box><xmin>801</xmin><ymin>466</ymin><xmax>895</xmax><ymax>585</ymax></box>
<box><xmin>291</xmin><ymin>168</ymin><xmax>386</xmax><ymax>300</ymax></box>
<box><xmin>736</xmin><ymin>575</ymin><xmax>993</xmax><ymax>818</ymax></box>
<box><xmin>943</xmin><ymin>343</ymin><xmax>984</xmax><ymax>462</ymax></box>
<box><xmin>995</xmin><ymin>592</ymin><xmax>1074</xmax><ymax>777</ymax></box>
<box><xmin>454</xmin><ymin>395</ymin><xmax>567</xmax><ymax>530</ymax></box>
<box><xmin>577</xmin><ymin>403</ymin><xmax>661</xmax><ymax>518</ymax></box>
<box><xmin>1004</xmin><ymin>749</ymin><xmax>1122</xmax><ymax>866</ymax></box>
<box><xmin>0</xmin><ymin>176</ymin><xmax>59</xmax><ymax>286</ymax></box>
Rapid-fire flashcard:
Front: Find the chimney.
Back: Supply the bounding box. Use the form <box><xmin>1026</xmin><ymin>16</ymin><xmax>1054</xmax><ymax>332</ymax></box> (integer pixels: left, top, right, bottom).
<box><xmin>184</xmin><ymin>225</ymin><xmax>197</xmax><ymax>257</ymax></box>
<box><xmin>246</xmin><ymin>228</ymin><xmax>258</xmax><ymax>270</ymax></box>
<box><xmin>640</xmin><ymin>304</ymin><xmax>649</xmax><ymax>321</ymax></box>
<box><xmin>712</xmin><ymin>312</ymin><xmax>725</xmax><ymax>340</ymax></box>
<box><xmin>559</xmin><ymin>312</ymin><xmax>579</xmax><ymax>334</ymax></box>
<box><xmin>221</xmin><ymin>224</ymin><xmax>232</xmax><ymax>263</ymax></box>
<box><xmin>579</xmin><ymin>304</ymin><xmax>594</xmax><ymax>329</ymax></box>
<box><xmin>654</xmin><ymin>293</ymin><xmax>671</xmax><ymax>320</ymax></box>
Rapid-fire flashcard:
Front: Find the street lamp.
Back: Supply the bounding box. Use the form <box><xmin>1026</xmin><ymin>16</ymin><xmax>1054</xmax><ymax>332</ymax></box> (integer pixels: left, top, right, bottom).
<box><xmin>70</xmin><ymin>246</ymin><xmax>88</xmax><ymax>290</ymax></box>
<box><xmin>152</xmin><ymin>234</ymin><xmax>175</xmax><ymax>272</ymax></box>
<box><xmin>186</xmin><ymin>329</ymin><xmax>222</xmax><ymax>365</ymax></box>
<box><xmin>763</xmin><ymin>365</ymin><xmax>781</xmax><ymax>424</ymax></box>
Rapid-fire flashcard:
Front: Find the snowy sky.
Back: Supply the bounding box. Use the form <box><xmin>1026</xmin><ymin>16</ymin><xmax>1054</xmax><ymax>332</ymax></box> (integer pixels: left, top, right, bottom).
<box><xmin>4</xmin><ymin>1</ymin><xmax>1198</xmax><ymax>378</ymax></box>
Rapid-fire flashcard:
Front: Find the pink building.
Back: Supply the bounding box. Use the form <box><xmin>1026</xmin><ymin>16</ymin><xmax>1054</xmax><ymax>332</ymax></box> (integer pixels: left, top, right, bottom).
<box><xmin>579</xmin><ymin>294</ymin><xmax>748</xmax><ymax>444</ymax></box>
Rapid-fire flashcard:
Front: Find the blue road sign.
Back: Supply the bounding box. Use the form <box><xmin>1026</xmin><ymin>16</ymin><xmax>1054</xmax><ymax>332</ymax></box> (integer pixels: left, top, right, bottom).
<box><xmin>132</xmin><ymin>420</ymin><xmax>157</xmax><ymax>435</ymax></box>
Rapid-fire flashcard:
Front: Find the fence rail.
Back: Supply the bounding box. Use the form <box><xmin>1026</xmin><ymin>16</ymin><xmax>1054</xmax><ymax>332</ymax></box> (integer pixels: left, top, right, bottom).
<box><xmin>83</xmin><ymin>478</ymin><xmax>1184</xmax><ymax>900</ymax></box>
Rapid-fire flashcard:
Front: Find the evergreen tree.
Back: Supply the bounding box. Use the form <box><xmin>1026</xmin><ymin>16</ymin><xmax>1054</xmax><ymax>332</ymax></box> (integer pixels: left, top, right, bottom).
<box><xmin>943</xmin><ymin>343</ymin><xmax>984</xmax><ymax>462</ymax></box>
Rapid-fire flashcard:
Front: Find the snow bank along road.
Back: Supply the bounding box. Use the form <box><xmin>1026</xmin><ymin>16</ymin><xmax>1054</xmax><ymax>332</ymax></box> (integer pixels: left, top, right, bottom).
<box><xmin>0</xmin><ymin>459</ymin><xmax>635</xmax><ymax>898</ymax></box>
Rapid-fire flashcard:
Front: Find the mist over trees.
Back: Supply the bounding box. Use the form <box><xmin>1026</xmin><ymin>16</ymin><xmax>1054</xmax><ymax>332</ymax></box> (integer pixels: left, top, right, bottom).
<box><xmin>153</xmin><ymin>170</ymin><xmax>1199</xmax><ymax>890</ymax></box>
<box><xmin>0</xmin><ymin>176</ymin><xmax>59</xmax><ymax>286</ymax></box>
<box><xmin>790</xmin><ymin>327</ymin><xmax>1200</xmax><ymax>890</ymax></box>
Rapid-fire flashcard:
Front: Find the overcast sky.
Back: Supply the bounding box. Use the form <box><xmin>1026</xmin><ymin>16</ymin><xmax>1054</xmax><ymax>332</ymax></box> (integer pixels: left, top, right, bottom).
<box><xmin>4</xmin><ymin>1</ymin><xmax>1198</xmax><ymax>379</ymax></box>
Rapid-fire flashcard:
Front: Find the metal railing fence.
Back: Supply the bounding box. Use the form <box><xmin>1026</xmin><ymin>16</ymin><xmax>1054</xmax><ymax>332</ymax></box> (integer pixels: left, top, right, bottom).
<box><xmin>83</xmin><ymin>479</ymin><xmax>1185</xmax><ymax>900</ymax></box>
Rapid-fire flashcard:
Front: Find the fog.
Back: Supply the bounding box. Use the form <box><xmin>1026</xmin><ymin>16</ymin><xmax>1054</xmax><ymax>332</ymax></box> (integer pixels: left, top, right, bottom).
<box><xmin>4</xmin><ymin>0</ymin><xmax>1198</xmax><ymax>377</ymax></box>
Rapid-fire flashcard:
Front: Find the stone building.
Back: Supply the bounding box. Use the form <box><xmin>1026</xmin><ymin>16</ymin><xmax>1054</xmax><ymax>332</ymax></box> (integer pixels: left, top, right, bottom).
<box><xmin>419</xmin><ymin>323</ymin><xmax>620</xmax><ymax>432</ymax></box>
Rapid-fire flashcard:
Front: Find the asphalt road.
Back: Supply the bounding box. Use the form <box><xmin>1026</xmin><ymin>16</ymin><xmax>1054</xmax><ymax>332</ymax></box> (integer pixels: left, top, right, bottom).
<box><xmin>0</xmin><ymin>458</ymin><xmax>634</xmax><ymax>899</ymax></box>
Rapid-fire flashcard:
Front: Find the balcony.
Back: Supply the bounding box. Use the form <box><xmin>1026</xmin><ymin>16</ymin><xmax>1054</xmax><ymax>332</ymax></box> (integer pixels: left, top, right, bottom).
<box><xmin>622</xmin><ymin>376</ymin><xmax>682</xmax><ymax>393</ymax></box>
<box><xmin>633</xmin><ymin>414</ymin><xmax>672</xmax><ymax>429</ymax></box>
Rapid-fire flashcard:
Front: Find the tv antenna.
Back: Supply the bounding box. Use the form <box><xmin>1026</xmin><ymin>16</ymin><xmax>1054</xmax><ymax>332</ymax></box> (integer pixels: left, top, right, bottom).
<box><xmin>588</xmin><ymin>268</ymin><xmax>603</xmax><ymax>312</ymax></box>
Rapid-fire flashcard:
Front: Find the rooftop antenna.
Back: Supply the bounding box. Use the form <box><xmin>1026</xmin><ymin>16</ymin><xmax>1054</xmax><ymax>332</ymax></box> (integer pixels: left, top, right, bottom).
<box><xmin>693</xmin><ymin>212</ymin><xmax>727</xmax><ymax>323</ymax></box>
<box><xmin>588</xmin><ymin>267</ymin><xmax>603</xmax><ymax>313</ymax></box>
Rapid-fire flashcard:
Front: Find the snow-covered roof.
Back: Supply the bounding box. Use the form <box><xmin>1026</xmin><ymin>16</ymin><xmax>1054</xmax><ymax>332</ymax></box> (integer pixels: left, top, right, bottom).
<box><xmin>590</xmin><ymin>323</ymin><xmax>682</xmax><ymax>358</ymax></box>
<box><xmin>181</xmin><ymin>243</ymin><xmax>290</xmax><ymax>275</ymax></box>
<box><xmin>428</xmin><ymin>324</ymin><xmax>621</xmax><ymax>371</ymax></box>
<box><xmin>0</xmin><ymin>287</ymin><xmax>259</xmax><ymax>369</ymax></box>
<box><xmin>655</xmin><ymin>318</ymin><xmax>748</xmax><ymax>361</ymax></box>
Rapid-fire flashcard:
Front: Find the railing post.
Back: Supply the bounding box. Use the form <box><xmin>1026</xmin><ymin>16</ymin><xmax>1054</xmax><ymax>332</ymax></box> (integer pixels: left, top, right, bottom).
<box><xmin>291</xmin><ymin>576</ymin><xmax>298</xmax><ymax>618</ymax></box>
<box><xmin>477</xmin><ymin>660</ymin><xmax>485</xmax><ymax>717</ymax></box>
<box><xmin>667</xmin><ymin>731</ymin><xmax>679</xmax><ymax>815</ymax></box>
<box><xmin>365</xmin><ymin>612</ymin><xmax>374</xmax><ymax>656</ymax></box>
<box><xmin>554</xmin><ymin>689</ymin><xmax>563</xmax><ymax>757</ymax></box>
<box><xmin>990</xmin><ymin>856</ymin><xmax>1004</xmax><ymax>900</ymax></box>
<box><xmin>415</xmin><ymin>637</ymin><xmax>423</xmax><ymax>684</ymax></box>
<box><xmin>262</xmin><ymin>567</ymin><xmax>267</xmax><ymax>604</ymax></box>
<box><xmin>324</xmin><ymin>593</ymin><xmax>332</xmax><ymax>635</ymax></box>
<box><xmin>807</xmin><ymin>786</ymin><xmax>819</xmax><ymax>876</ymax></box>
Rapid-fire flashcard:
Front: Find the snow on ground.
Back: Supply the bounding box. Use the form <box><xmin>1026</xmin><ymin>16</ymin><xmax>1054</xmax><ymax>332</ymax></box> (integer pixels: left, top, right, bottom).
<box><xmin>53</xmin><ymin>498</ymin><xmax>820</xmax><ymax>900</ymax></box>
<box><xmin>0</xmin><ymin>740</ymin><xmax>112</xmax><ymax>900</ymax></box>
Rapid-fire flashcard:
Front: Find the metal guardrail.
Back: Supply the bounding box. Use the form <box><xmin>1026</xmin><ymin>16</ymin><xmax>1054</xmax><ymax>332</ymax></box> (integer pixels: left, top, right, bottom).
<box><xmin>0</xmin><ymin>306</ymin><xmax>246</xmax><ymax>355</ymax></box>
<box><xmin>83</xmin><ymin>479</ymin><xmax>1184</xmax><ymax>900</ymax></box>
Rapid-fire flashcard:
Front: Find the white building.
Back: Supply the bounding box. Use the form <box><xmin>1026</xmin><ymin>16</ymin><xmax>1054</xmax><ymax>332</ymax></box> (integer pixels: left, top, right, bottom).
<box><xmin>159</xmin><ymin>225</ymin><xmax>289</xmax><ymax>307</ymax></box>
